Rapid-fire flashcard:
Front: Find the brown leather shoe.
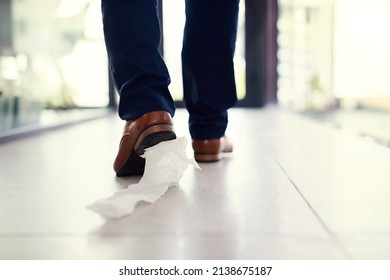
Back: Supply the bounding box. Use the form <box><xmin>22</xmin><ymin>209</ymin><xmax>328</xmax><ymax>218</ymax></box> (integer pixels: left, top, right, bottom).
<box><xmin>114</xmin><ymin>111</ymin><xmax>176</xmax><ymax>176</ymax></box>
<box><xmin>192</xmin><ymin>136</ymin><xmax>233</xmax><ymax>162</ymax></box>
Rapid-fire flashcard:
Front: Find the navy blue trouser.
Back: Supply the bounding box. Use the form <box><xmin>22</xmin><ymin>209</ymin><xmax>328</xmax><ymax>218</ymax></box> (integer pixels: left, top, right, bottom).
<box><xmin>101</xmin><ymin>0</ymin><xmax>239</xmax><ymax>139</ymax></box>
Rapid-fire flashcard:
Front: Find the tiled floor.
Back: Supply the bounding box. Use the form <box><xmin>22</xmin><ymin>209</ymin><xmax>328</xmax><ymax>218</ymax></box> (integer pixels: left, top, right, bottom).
<box><xmin>1</xmin><ymin>108</ymin><xmax>390</xmax><ymax>259</ymax></box>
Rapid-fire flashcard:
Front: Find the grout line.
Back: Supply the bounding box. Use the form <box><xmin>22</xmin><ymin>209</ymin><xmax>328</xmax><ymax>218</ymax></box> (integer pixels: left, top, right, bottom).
<box><xmin>276</xmin><ymin>161</ymin><xmax>354</xmax><ymax>260</ymax></box>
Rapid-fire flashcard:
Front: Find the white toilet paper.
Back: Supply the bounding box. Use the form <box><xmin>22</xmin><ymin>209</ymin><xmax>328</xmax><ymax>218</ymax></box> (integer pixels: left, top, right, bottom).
<box><xmin>87</xmin><ymin>137</ymin><xmax>200</xmax><ymax>219</ymax></box>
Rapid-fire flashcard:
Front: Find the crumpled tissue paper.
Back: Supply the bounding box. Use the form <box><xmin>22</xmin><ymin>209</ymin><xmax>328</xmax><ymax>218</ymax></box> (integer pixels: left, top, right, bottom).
<box><xmin>87</xmin><ymin>137</ymin><xmax>200</xmax><ymax>219</ymax></box>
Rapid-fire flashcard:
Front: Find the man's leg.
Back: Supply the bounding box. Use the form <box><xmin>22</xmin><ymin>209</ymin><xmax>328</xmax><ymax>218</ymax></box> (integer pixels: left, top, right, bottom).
<box><xmin>182</xmin><ymin>0</ymin><xmax>239</xmax><ymax>140</ymax></box>
<box><xmin>102</xmin><ymin>0</ymin><xmax>175</xmax><ymax>120</ymax></box>
<box><xmin>101</xmin><ymin>0</ymin><xmax>176</xmax><ymax>176</ymax></box>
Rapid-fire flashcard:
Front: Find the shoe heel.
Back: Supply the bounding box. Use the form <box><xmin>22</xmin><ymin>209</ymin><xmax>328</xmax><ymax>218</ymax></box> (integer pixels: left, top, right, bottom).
<box><xmin>134</xmin><ymin>124</ymin><xmax>176</xmax><ymax>155</ymax></box>
<box><xmin>115</xmin><ymin>125</ymin><xmax>176</xmax><ymax>177</ymax></box>
<box><xmin>116</xmin><ymin>151</ymin><xmax>145</xmax><ymax>177</ymax></box>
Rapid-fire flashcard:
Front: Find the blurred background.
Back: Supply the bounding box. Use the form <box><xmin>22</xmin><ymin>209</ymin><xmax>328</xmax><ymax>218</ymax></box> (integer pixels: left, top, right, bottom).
<box><xmin>1</xmin><ymin>0</ymin><xmax>389</xmax><ymax>144</ymax></box>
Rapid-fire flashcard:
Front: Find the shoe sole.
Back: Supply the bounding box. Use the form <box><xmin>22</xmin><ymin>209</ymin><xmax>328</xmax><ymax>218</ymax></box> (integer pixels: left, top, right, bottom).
<box><xmin>116</xmin><ymin>123</ymin><xmax>176</xmax><ymax>177</ymax></box>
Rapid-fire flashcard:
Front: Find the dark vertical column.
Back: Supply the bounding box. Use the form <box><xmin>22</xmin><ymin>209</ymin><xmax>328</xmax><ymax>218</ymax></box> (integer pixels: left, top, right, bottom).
<box><xmin>266</xmin><ymin>0</ymin><xmax>278</xmax><ymax>104</ymax></box>
<box><xmin>266</xmin><ymin>0</ymin><xmax>279</xmax><ymax>103</ymax></box>
<box><xmin>0</xmin><ymin>0</ymin><xmax>13</xmax><ymax>51</ymax></box>
<box><xmin>242</xmin><ymin>0</ymin><xmax>278</xmax><ymax>107</ymax></box>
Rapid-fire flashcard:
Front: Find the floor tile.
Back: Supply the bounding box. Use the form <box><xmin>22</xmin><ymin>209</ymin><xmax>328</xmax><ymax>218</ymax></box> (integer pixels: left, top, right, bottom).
<box><xmin>3</xmin><ymin>108</ymin><xmax>388</xmax><ymax>259</ymax></box>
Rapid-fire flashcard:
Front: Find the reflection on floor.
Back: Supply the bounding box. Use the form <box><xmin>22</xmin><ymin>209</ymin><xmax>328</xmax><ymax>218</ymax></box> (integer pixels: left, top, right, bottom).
<box><xmin>303</xmin><ymin>109</ymin><xmax>390</xmax><ymax>148</ymax></box>
<box><xmin>1</xmin><ymin>108</ymin><xmax>390</xmax><ymax>259</ymax></box>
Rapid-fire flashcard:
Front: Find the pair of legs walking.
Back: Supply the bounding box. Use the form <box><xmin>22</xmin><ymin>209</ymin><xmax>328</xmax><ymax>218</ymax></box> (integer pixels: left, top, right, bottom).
<box><xmin>101</xmin><ymin>0</ymin><xmax>239</xmax><ymax>175</ymax></box>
